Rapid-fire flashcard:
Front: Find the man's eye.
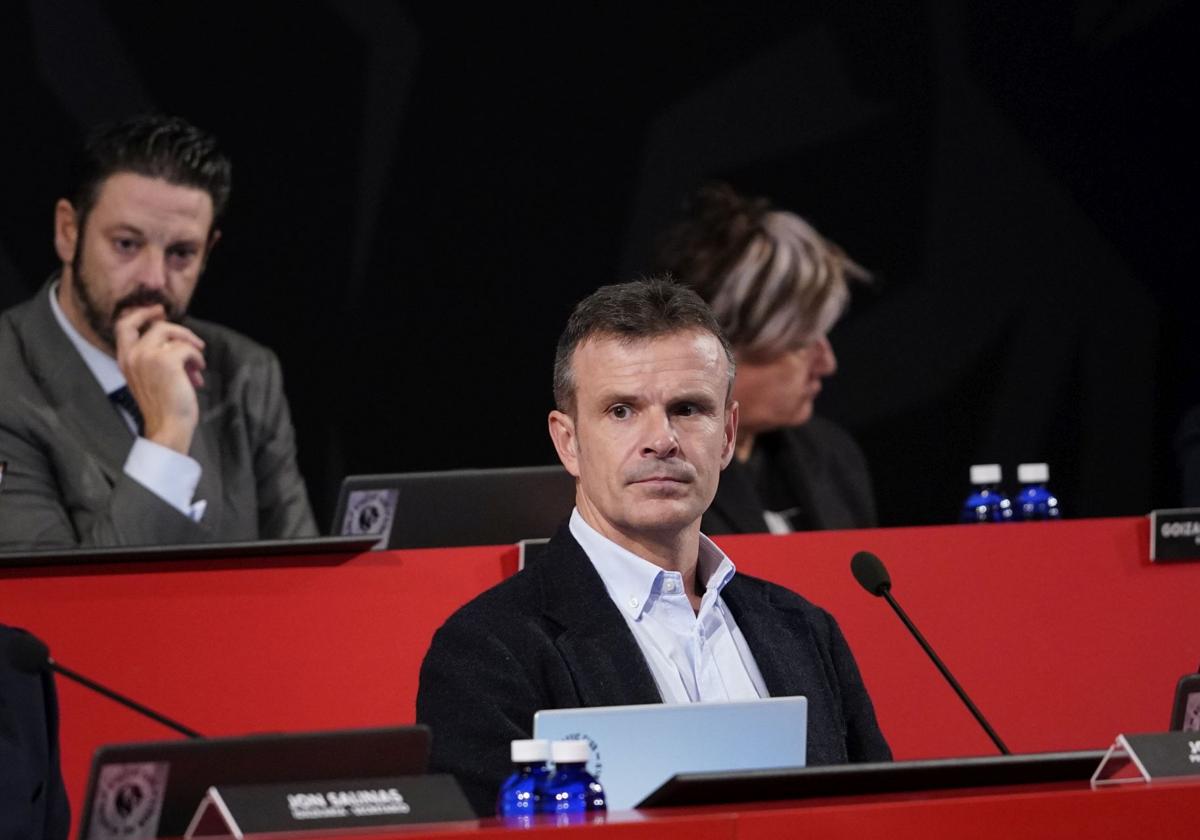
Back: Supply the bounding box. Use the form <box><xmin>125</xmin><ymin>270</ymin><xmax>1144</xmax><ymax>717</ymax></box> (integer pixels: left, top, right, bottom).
<box><xmin>610</xmin><ymin>405</ymin><xmax>631</xmax><ymax>420</ymax></box>
<box><xmin>167</xmin><ymin>247</ymin><xmax>198</xmax><ymax>267</ymax></box>
<box><xmin>113</xmin><ymin>238</ymin><xmax>138</xmax><ymax>253</ymax></box>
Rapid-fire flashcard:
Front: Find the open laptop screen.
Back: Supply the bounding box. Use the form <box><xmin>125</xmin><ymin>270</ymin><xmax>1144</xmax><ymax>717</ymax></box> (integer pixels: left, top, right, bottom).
<box><xmin>533</xmin><ymin>697</ymin><xmax>807</xmax><ymax>809</ymax></box>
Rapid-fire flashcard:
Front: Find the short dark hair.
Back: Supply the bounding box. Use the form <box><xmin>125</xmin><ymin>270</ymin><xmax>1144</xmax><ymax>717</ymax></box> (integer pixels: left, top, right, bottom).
<box><xmin>553</xmin><ymin>277</ymin><xmax>736</xmax><ymax>413</ymax></box>
<box><xmin>69</xmin><ymin>114</ymin><xmax>232</xmax><ymax>235</ymax></box>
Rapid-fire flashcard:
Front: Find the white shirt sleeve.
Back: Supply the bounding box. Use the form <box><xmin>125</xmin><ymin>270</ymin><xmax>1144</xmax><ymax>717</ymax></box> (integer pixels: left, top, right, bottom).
<box><xmin>123</xmin><ymin>438</ymin><xmax>208</xmax><ymax>522</ymax></box>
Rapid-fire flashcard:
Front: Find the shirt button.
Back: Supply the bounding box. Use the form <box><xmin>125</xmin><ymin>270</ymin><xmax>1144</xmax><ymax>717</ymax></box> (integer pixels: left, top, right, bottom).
<box><xmin>664</xmin><ymin>579</ymin><xmax>676</xmax><ymax>593</ymax></box>
<box><xmin>629</xmin><ymin>596</ymin><xmax>639</xmax><ymax>609</ymax></box>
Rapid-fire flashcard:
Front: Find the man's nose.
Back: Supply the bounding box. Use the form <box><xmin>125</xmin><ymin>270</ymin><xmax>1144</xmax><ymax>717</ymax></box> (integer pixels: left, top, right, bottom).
<box><xmin>641</xmin><ymin>411</ymin><xmax>680</xmax><ymax>458</ymax></box>
<box><xmin>136</xmin><ymin>250</ymin><xmax>169</xmax><ymax>290</ymax></box>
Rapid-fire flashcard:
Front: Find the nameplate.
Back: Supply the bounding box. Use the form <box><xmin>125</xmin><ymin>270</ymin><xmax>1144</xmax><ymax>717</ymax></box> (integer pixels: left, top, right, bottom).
<box><xmin>1149</xmin><ymin>509</ymin><xmax>1200</xmax><ymax>562</ymax></box>
<box><xmin>1090</xmin><ymin>733</ymin><xmax>1200</xmax><ymax>788</ymax></box>
<box><xmin>184</xmin><ymin>774</ymin><xmax>475</xmax><ymax>838</ymax></box>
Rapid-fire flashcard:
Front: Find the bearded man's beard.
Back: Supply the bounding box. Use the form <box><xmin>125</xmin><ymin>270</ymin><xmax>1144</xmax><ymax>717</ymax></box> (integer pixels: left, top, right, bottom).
<box><xmin>70</xmin><ymin>247</ymin><xmax>184</xmax><ymax>352</ymax></box>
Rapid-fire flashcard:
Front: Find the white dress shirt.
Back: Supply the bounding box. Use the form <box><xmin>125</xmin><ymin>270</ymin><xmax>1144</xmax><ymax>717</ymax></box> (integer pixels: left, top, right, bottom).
<box><xmin>48</xmin><ymin>283</ymin><xmax>206</xmax><ymax>522</ymax></box>
<box><xmin>569</xmin><ymin>509</ymin><xmax>769</xmax><ymax>703</ymax></box>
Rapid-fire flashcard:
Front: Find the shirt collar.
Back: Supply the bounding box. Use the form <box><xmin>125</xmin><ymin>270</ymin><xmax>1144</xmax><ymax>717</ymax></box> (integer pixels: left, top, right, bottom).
<box><xmin>48</xmin><ymin>280</ymin><xmax>126</xmax><ymax>395</ymax></box>
<box><xmin>569</xmin><ymin>508</ymin><xmax>738</xmax><ymax>620</ymax></box>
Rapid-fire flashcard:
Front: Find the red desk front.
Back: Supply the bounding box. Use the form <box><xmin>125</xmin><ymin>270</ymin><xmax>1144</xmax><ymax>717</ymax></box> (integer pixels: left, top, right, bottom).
<box><xmin>0</xmin><ymin>516</ymin><xmax>1194</xmax><ymax>832</ymax></box>
<box><xmin>191</xmin><ymin>781</ymin><xmax>1200</xmax><ymax>839</ymax></box>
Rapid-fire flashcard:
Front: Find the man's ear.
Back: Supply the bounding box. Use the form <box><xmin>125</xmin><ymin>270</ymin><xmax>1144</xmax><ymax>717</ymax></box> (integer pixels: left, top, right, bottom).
<box><xmin>720</xmin><ymin>401</ymin><xmax>739</xmax><ymax>470</ymax></box>
<box><xmin>548</xmin><ymin>410</ymin><xmax>581</xmax><ymax>478</ymax></box>
<box><xmin>54</xmin><ymin>199</ymin><xmax>79</xmax><ymax>266</ymax></box>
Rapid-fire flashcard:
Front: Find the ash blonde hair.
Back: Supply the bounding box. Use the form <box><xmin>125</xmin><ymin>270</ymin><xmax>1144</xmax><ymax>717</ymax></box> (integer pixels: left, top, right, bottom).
<box><xmin>656</xmin><ymin>183</ymin><xmax>868</xmax><ymax>360</ymax></box>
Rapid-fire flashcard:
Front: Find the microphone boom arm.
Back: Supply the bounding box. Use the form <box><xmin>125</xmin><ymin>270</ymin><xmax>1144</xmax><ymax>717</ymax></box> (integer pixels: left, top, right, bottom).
<box><xmin>879</xmin><ymin>590</ymin><xmax>1009</xmax><ymax>755</ymax></box>
<box><xmin>51</xmin><ymin>659</ymin><xmax>203</xmax><ymax>739</ymax></box>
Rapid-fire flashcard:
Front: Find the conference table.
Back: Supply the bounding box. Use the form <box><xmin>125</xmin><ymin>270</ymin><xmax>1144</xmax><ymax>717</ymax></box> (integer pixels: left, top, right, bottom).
<box><xmin>254</xmin><ymin>781</ymin><xmax>1197</xmax><ymax>838</ymax></box>
<box><xmin>2</xmin><ymin>516</ymin><xmax>1198</xmax><ymax>836</ymax></box>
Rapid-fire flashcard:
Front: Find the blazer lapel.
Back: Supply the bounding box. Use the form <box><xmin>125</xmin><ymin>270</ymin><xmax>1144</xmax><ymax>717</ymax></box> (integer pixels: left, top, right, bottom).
<box><xmin>188</xmin><ymin>364</ymin><xmax>224</xmax><ymax>530</ymax></box>
<box><xmin>774</xmin><ymin>429</ymin><xmax>827</xmax><ymax>530</ymax></box>
<box><xmin>722</xmin><ymin>577</ymin><xmax>812</xmax><ymax>699</ymax></box>
<box><xmin>19</xmin><ymin>283</ymin><xmax>132</xmax><ymax>482</ymax></box>
<box><xmin>538</xmin><ymin>528</ymin><xmax>663</xmax><ymax>708</ymax></box>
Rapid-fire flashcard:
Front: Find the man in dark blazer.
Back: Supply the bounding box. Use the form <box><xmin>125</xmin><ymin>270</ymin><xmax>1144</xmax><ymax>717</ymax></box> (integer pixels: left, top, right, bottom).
<box><xmin>417</xmin><ymin>279</ymin><xmax>890</xmax><ymax>815</ymax></box>
<box><xmin>0</xmin><ymin>624</ymin><xmax>70</xmax><ymax>840</ymax></box>
<box><xmin>0</xmin><ymin>115</ymin><xmax>316</xmax><ymax>549</ymax></box>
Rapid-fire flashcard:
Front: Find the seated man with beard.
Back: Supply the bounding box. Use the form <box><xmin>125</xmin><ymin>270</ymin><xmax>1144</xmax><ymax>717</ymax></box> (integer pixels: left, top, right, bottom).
<box><xmin>0</xmin><ymin>115</ymin><xmax>316</xmax><ymax>549</ymax></box>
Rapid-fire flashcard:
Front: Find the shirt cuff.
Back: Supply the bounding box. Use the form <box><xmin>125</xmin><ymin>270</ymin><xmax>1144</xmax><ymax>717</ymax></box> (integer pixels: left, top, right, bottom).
<box><xmin>123</xmin><ymin>438</ymin><xmax>207</xmax><ymax>523</ymax></box>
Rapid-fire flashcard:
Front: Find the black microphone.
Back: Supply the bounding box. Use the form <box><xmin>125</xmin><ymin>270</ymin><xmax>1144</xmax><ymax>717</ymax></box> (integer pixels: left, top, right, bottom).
<box><xmin>4</xmin><ymin>632</ymin><xmax>203</xmax><ymax>739</ymax></box>
<box><xmin>851</xmin><ymin>550</ymin><xmax>1010</xmax><ymax>755</ymax></box>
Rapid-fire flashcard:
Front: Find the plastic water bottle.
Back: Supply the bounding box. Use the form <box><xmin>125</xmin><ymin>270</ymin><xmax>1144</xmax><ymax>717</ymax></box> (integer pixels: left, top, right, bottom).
<box><xmin>541</xmin><ymin>739</ymin><xmax>606</xmax><ymax>819</ymax></box>
<box><xmin>1014</xmin><ymin>463</ymin><xmax>1061</xmax><ymax>521</ymax></box>
<box><xmin>961</xmin><ymin>464</ymin><xmax>1013</xmax><ymax>523</ymax></box>
<box><xmin>496</xmin><ymin>739</ymin><xmax>551</xmax><ymax>821</ymax></box>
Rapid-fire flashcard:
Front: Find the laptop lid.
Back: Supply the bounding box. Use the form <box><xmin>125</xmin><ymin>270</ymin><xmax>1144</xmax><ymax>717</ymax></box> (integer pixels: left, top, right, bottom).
<box><xmin>78</xmin><ymin>725</ymin><xmax>431</xmax><ymax>839</ymax></box>
<box><xmin>532</xmin><ymin>697</ymin><xmax>807</xmax><ymax>810</ymax></box>
<box><xmin>638</xmin><ymin>749</ymin><xmax>1107</xmax><ymax>808</ymax></box>
<box><xmin>0</xmin><ymin>535</ymin><xmax>378</xmax><ymax>569</ymax></box>
<box><xmin>331</xmin><ymin>466</ymin><xmax>576</xmax><ymax>549</ymax></box>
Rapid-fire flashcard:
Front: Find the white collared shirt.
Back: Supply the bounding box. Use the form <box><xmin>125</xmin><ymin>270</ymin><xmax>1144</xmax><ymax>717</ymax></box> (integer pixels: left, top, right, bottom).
<box><xmin>570</xmin><ymin>509</ymin><xmax>770</xmax><ymax>703</ymax></box>
<box><xmin>48</xmin><ymin>283</ymin><xmax>206</xmax><ymax>522</ymax></box>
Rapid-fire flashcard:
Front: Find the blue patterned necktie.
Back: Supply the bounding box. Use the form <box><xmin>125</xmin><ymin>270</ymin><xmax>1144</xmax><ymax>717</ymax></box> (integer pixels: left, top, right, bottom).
<box><xmin>108</xmin><ymin>386</ymin><xmax>145</xmax><ymax>437</ymax></box>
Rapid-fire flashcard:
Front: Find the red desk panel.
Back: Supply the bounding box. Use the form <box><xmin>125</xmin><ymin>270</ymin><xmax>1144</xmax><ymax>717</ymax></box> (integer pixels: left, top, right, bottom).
<box><xmin>235</xmin><ymin>782</ymin><xmax>1200</xmax><ymax>839</ymax></box>
<box><xmin>0</xmin><ymin>544</ymin><xmax>517</xmax><ymax>827</ymax></box>
<box><xmin>731</xmin><ymin>781</ymin><xmax>1199</xmax><ymax>839</ymax></box>
<box><xmin>714</xmin><ymin>518</ymin><xmax>1197</xmax><ymax>759</ymax></box>
<box><xmin>1</xmin><ymin>516</ymin><xmax>1195</xmax><ymax>836</ymax></box>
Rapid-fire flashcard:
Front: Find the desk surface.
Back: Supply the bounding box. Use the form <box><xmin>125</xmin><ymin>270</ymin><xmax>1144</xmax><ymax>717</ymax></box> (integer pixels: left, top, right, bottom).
<box><xmin>211</xmin><ymin>781</ymin><xmax>1200</xmax><ymax>839</ymax></box>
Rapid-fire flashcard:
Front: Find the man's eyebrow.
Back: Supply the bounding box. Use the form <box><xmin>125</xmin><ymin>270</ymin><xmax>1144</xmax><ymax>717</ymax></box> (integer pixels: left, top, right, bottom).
<box><xmin>101</xmin><ymin>223</ymin><xmax>146</xmax><ymax>237</ymax></box>
<box><xmin>594</xmin><ymin>389</ymin><xmax>642</xmax><ymax>406</ymax></box>
<box><xmin>671</xmin><ymin>391</ymin><xmax>720</xmax><ymax>408</ymax></box>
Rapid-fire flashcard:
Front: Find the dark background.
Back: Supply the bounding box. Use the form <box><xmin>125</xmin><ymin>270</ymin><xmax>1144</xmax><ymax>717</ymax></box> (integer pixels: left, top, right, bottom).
<box><xmin>2</xmin><ymin>1</ymin><xmax>1194</xmax><ymax>530</ymax></box>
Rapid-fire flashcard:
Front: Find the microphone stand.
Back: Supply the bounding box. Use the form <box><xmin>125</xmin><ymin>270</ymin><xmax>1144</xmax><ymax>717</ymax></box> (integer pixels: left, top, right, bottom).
<box><xmin>878</xmin><ymin>589</ymin><xmax>1009</xmax><ymax>755</ymax></box>
<box><xmin>51</xmin><ymin>658</ymin><xmax>203</xmax><ymax>739</ymax></box>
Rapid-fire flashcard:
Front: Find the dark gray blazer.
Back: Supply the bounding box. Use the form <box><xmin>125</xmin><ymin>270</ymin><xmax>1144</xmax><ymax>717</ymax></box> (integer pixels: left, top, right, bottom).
<box><xmin>0</xmin><ymin>282</ymin><xmax>317</xmax><ymax>549</ymax></box>
<box><xmin>703</xmin><ymin>417</ymin><xmax>877</xmax><ymax>535</ymax></box>
<box><xmin>0</xmin><ymin>625</ymin><xmax>69</xmax><ymax>840</ymax></box>
<box><xmin>416</xmin><ymin>526</ymin><xmax>891</xmax><ymax>816</ymax></box>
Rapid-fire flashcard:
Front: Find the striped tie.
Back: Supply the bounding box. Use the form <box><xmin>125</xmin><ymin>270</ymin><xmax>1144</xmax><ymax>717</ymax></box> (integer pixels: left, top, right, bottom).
<box><xmin>108</xmin><ymin>386</ymin><xmax>145</xmax><ymax>437</ymax></box>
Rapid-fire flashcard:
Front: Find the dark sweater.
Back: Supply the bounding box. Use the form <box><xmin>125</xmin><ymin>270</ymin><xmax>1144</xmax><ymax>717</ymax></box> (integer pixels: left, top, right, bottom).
<box><xmin>416</xmin><ymin>526</ymin><xmax>891</xmax><ymax>815</ymax></box>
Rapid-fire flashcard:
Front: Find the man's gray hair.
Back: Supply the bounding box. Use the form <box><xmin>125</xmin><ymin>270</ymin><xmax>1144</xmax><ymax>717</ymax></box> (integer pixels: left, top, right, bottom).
<box><xmin>553</xmin><ymin>277</ymin><xmax>736</xmax><ymax>414</ymax></box>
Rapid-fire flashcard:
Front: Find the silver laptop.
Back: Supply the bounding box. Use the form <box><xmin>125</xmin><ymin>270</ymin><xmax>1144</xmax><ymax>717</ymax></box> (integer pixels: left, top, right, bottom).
<box><xmin>532</xmin><ymin>697</ymin><xmax>807</xmax><ymax>809</ymax></box>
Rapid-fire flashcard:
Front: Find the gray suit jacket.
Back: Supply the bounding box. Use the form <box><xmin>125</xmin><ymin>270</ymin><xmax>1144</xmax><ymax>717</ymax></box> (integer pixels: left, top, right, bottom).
<box><xmin>416</xmin><ymin>526</ymin><xmax>891</xmax><ymax>815</ymax></box>
<box><xmin>0</xmin><ymin>282</ymin><xmax>317</xmax><ymax>549</ymax></box>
